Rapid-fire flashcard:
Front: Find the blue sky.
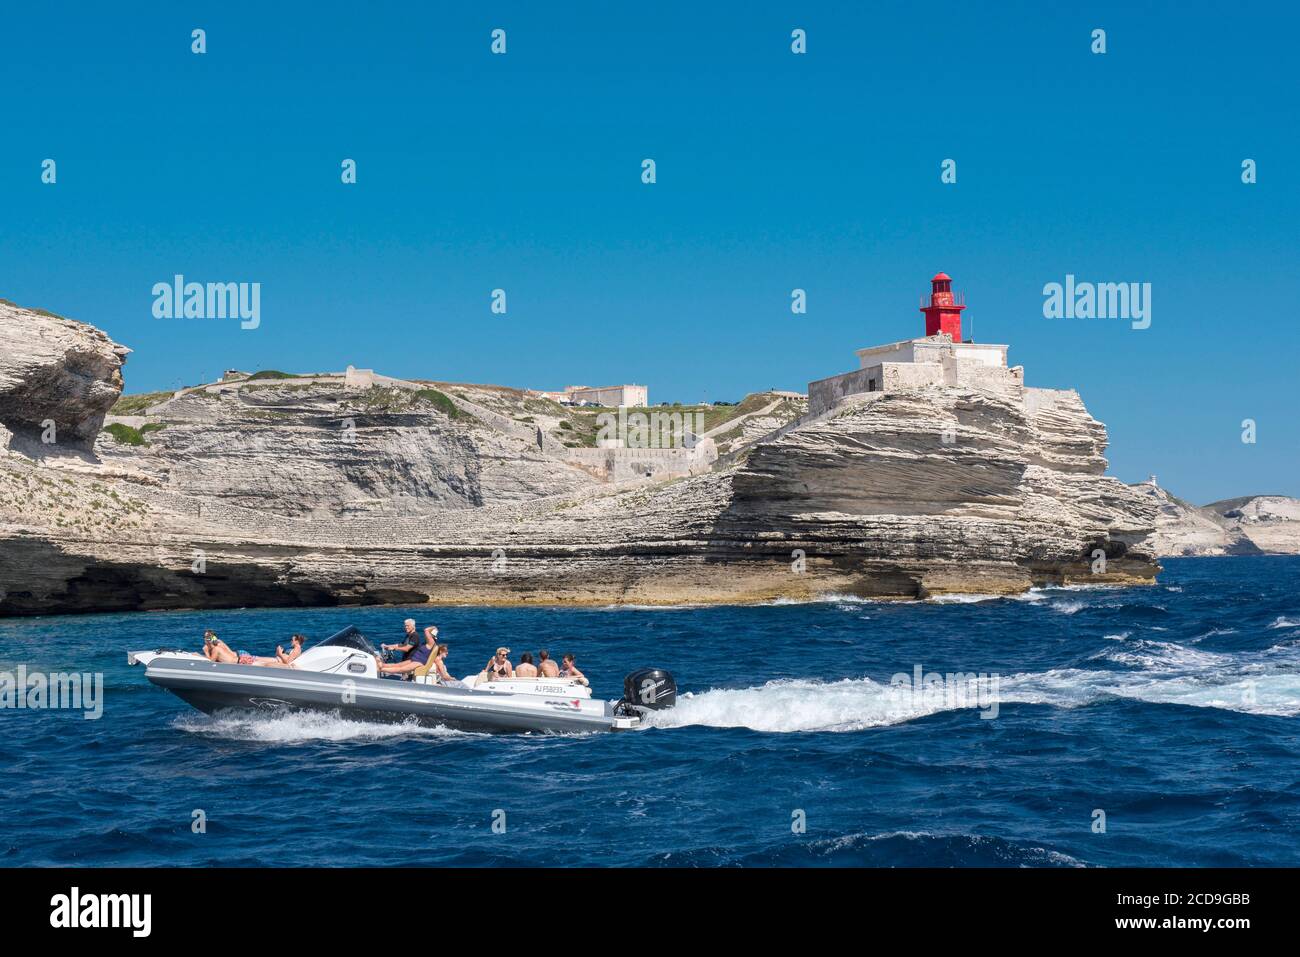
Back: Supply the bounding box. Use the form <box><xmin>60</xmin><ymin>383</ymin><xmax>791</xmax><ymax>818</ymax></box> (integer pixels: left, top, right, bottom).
<box><xmin>2</xmin><ymin>1</ymin><xmax>1296</xmax><ymax>503</ymax></box>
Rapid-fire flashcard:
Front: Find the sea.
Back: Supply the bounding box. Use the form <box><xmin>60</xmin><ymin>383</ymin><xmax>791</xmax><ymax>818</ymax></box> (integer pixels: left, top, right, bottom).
<box><xmin>1</xmin><ymin>556</ymin><xmax>1297</xmax><ymax>867</ymax></box>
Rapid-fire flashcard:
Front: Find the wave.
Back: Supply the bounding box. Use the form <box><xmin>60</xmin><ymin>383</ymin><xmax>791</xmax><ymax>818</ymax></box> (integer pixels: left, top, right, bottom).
<box><xmin>734</xmin><ymin>582</ymin><xmax>1153</xmax><ymax>609</ymax></box>
<box><xmin>173</xmin><ymin>710</ymin><xmax>474</xmax><ymax>743</ymax></box>
<box><xmin>1192</xmin><ymin>627</ymin><xmax>1239</xmax><ymax>641</ymax></box>
<box><xmin>1093</xmin><ymin>639</ymin><xmax>1229</xmax><ymax>672</ymax></box>
<box><xmin>1269</xmin><ymin>617</ymin><xmax>1300</xmax><ymax>629</ymax></box>
<box><xmin>594</xmin><ymin>603</ymin><xmax>706</xmax><ymax>611</ymax></box>
<box><xmin>764</xmin><ymin>831</ymin><xmax>1088</xmax><ymax>867</ymax></box>
<box><xmin>1113</xmin><ymin>672</ymin><xmax>1300</xmax><ymax>717</ymax></box>
<box><xmin>648</xmin><ymin>640</ymin><xmax>1300</xmax><ymax>733</ymax></box>
<box><xmin>808</xmin><ymin>593</ymin><xmax>887</xmax><ymax>606</ymax></box>
<box><xmin>1032</xmin><ymin>582</ymin><xmax>1131</xmax><ymax>593</ymax></box>
<box><xmin>600</xmin><ymin>594</ymin><xmax>892</xmax><ymax>609</ymax></box>
<box><xmin>1050</xmin><ymin>600</ymin><xmax>1085</xmax><ymax>614</ymax></box>
<box><xmin>653</xmin><ymin>831</ymin><xmax>1088</xmax><ymax>867</ymax></box>
<box><xmin>647</xmin><ymin>676</ymin><xmax>994</xmax><ymax>733</ymax></box>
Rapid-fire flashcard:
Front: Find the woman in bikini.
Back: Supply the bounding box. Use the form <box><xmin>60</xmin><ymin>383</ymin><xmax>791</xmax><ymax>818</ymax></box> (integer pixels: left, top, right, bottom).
<box><xmin>482</xmin><ymin>647</ymin><xmax>514</xmax><ymax>682</ymax></box>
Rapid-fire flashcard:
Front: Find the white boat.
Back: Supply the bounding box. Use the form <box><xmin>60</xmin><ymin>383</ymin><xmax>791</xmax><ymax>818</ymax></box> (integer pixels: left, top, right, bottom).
<box><xmin>128</xmin><ymin>626</ymin><xmax>675</xmax><ymax>733</ymax></box>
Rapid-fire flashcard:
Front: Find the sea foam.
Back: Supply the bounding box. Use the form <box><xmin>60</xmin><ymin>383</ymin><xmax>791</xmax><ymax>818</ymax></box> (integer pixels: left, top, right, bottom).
<box><xmin>646</xmin><ymin>638</ymin><xmax>1300</xmax><ymax>732</ymax></box>
<box><xmin>173</xmin><ymin>710</ymin><xmax>475</xmax><ymax>743</ymax></box>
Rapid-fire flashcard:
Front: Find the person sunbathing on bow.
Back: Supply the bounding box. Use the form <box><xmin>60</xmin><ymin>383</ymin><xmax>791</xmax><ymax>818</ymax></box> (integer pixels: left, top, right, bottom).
<box><xmin>271</xmin><ymin>634</ymin><xmax>306</xmax><ymax>668</ymax></box>
<box><xmin>201</xmin><ymin>630</ymin><xmax>303</xmax><ymax>668</ymax></box>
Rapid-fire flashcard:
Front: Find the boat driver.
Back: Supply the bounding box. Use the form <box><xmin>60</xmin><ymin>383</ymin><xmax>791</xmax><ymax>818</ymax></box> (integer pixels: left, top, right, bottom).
<box><xmin>381</xmin><ymin>619</ymin><xmax>421</xmax><ymax>661</ymax></box>
<box><xmin>376</xmin><ymin>626</ymin><xmax>438</xmax><ymax>677</ymax></box>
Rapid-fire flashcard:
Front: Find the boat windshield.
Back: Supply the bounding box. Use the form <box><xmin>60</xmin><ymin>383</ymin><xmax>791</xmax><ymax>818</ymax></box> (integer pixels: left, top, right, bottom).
<box><xmin>310</xmin><ymin>626</ymin><xmax>379</xmax><ymax>657</ymax></box>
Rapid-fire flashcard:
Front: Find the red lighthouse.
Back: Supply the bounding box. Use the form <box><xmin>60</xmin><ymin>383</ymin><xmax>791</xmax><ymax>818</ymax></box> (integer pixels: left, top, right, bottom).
<box><xmin>920</xmin><ymin>272</ymin><xmax>966</xmax><ymax>341</ymax></box>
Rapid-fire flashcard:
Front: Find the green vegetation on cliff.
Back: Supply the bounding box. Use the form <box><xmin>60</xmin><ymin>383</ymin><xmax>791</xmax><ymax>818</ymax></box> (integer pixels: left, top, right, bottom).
<box><xmin>103</xmin><ymin>422</ymin><xmax>166</xmax><ymax>446</ymax></box>
<box><xmin>110</xmin><ymin>391</ymin><xmax>173</xmax><ymax>415</ymax></box>
<box><xmin>414</xmin><ymin>388</ymin><xmax>473</xmax><ymax>421</ymax></box>
<box><xmin>350</xmin><ymin>386</ymin><xmax>472</xmax><ymax>421</ymax></box>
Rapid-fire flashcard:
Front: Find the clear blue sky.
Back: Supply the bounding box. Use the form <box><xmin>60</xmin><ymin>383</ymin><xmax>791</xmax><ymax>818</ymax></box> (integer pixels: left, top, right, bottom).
<box><xmin>2</xmin><ymin>1</ymin><xmax>1296</xmax><ymax>504</ymax></box>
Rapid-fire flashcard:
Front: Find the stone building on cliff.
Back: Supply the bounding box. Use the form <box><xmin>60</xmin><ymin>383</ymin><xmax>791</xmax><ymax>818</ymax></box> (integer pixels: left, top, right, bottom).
<box><xmin>808</xmin><ymin>273</ymin><xmax>1025</xmax><ymax>414</ymax></box>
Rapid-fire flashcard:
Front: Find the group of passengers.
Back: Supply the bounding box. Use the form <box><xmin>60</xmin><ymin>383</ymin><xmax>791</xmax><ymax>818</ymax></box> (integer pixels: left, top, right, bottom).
<box><xmin>197</xmin><ymin>618</ymin><xmax>588</xmax><ymax>687</ymax></box>
<box><xmin>381</xmin><ymin>618</ymin><xmax>588</xmax><ymax>686</ymax></box>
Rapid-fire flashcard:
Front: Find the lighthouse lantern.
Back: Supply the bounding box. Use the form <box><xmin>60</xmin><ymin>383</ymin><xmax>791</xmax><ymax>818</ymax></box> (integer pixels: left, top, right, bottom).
<box><xmin>920</xmin><ymin>272</ymin><xmax>966</xmax><ymax>341</ymax></box>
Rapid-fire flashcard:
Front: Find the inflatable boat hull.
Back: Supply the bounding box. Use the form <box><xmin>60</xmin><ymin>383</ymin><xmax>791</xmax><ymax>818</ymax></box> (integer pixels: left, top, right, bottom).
<box><xmin>133</xmin><ymin>654</ymin><xmax>639</xmax><ymax>733</ymax></box>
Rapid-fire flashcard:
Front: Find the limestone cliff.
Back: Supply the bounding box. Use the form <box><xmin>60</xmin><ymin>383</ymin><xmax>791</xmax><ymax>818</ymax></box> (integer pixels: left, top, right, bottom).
<box><xmin>0</xmin><ymin>299</ymin><xmax>129</xmax><ymax>452</ymax></box>
<box><xmin>0</xmin><ymin>302</ymin><xmax>1163</xmax><ymax>615</ymax></box>
<box><xmin>95</xmin><ymin>382</ymin><xmax>598</xmax><ymax>516</ymax></box>
<box><xmin>716</xmin><ymin>386</ymin><xmax>1158</xmax><ymax>595</ymax></box>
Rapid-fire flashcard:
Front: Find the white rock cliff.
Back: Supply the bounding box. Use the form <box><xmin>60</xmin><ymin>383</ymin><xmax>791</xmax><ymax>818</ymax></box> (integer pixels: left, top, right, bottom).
<box><xmin>0</xmin><ymin>300</ymin><xmax>1165</xmax><ymax>615</ymax></box>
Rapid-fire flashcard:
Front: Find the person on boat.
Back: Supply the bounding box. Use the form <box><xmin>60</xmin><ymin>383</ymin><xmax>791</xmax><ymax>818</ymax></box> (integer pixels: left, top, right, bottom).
<box><xmin>381</xmin><ymin>619</ymin><xmax>420</xmax><ymax>661</ymax></box>
<box><xmin>537</xmin><ymin>649</ymin><xmax>559</xmax><ymax>678</ymax></box>
<box><xmin>266</xmin><ymin>634</ymin><xmax>306</xmax><ymax>669</ymax></box>
<box><xmin>559</xmin><ymin>653</ymin><xmax>588</xmax><ymax>686</ymax></box>
<box><xmin>417</xmin><ymin>645</ymin><xmax>465</xmax><ymax>687</ymax></box>
<box><xmin>376</xmin><ymin>626</ymin><xmax>438</xmax><ymax>677</ymax></box>
<box><xmin>201</xmin><ymin>630</ymin><xmax>301</xmax><ymax>668</ymax></box>
<box><xmin>515</xmin><ymin>652</ymin><xmax>538</xmax><ymax>678</ymax></box>
<box><xmin>201</xmin><ymin>631</ymin><xmax>256</xmax><ymax>665</ymax></box>
<box><xmin>483</xmin><ymin>647</ymin><xmax>514</xmax><ymax>682</ymax></box>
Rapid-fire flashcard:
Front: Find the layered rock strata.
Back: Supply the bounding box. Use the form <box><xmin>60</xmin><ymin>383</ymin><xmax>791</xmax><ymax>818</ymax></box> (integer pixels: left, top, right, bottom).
<box><xmin>0</xmin><ymin>300</ymin><xmax>1162</xmax><ymax>615</ymax></box>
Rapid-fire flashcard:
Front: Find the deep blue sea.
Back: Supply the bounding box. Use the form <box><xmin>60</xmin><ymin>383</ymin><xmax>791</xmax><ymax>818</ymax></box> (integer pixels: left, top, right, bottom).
<box><xmin>2</xmin><ymin>556</ymin><xmax>1298</xmax><ymax>867</ymax></box>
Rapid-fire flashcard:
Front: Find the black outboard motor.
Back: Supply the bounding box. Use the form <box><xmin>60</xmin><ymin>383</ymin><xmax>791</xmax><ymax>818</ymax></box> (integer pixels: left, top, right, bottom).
<box><xmin>622</xmin><ymin>668</ymin><xmax>677</xmax><ymax>712</ymax></box>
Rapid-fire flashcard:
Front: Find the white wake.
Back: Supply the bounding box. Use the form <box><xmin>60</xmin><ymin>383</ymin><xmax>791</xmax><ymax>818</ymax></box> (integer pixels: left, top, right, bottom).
<box><xmin>174</xmin><ymin>710</ymin><xmax>475</xmax><ymax>743</ymax></box>
<box><xmin>647</xmin><ymin>639</ymin><xmax>1300</xmax><ymax>733</ymax></box>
